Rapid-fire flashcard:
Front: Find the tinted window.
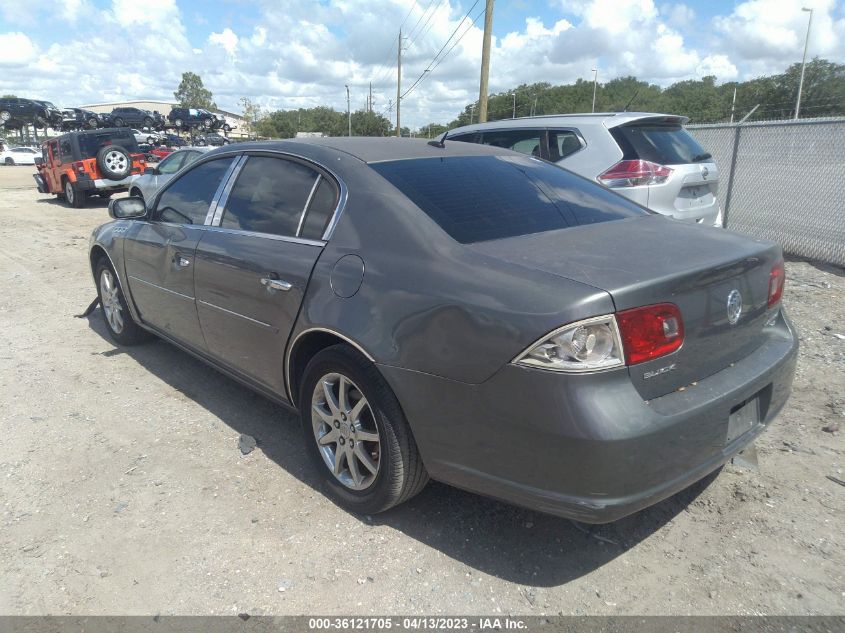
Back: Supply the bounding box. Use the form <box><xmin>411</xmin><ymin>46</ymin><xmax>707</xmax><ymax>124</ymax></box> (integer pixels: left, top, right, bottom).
<box><xmin>156</xmin><ymin>157</ymin><xmax>235</xmax><ymax>225</ymax></box>
<box><xmin>480</xmin><ymin>129</ymin><xmax>543</xmax><ymax>156</ymax></box>
<box><xmin>220</xmin><ymin>157</ymin><xmax>318</xmax><ymax>237</ymax></box>
<box><xmin>371</xmin><ymin>155</ymin><xmax>646</xmax><ymax>244</ymax></box>
<box><xmin>610</xmin><ymin>124</ymin><xmax>708</xmax><ymax>164</ymax></box>
<box><xmin>157</xmin><ymin>151</ymin><xmax>187</xmax><ymax>174</ymax></box>
<box><xmin>78</xmin><ymin>131</ymin><xmax>139</xmax><ymax>157</ymax></box>
<box><xmin>300</xmin><ymin>176</ymin><xmax>338</xmax><ymax>240</ymax></box>
<box><xmin>549</xmin><ymin>130</ymin><xmax>583</xmax><ymax>161</ymax></box>
<box><xmin>60</xmin><ymin>140</ymin><xmax>73</xmax><ymax>160</ymax></box>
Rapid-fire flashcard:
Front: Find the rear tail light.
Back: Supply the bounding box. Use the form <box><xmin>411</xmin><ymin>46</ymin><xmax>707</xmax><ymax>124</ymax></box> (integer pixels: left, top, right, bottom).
<box><xmin>768</xmin><ymin>258</ymin><xmax>785</xmax><ymax>307</ymax></box>
<box><xmin>616</xmin><ymin>303</ymin><xmax>684</xmax><ymax>365</ymax></box>
<box><xmin>74</xmin><ymin>161</ymin><xmax>86</xmax><ymax>173</ymax></box>
<box><xmin>598</xmin><ymin>160</ymin><xmax>672</xmax><ymax>188</ymax></box>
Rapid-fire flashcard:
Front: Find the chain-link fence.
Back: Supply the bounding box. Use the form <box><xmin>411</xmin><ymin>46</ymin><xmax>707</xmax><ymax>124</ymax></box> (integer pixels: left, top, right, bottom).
<box><xmin>688</xmin><ymin>117</ymin><xmax>845</xmax><ymax>267</ymax></box>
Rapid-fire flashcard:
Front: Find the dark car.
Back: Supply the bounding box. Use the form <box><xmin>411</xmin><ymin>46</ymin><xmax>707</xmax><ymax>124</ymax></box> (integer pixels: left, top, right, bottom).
<box><xmin>167</xmin><ymin>107</ymin><xmax>223</xmax><ymax>131</ymax></box>
<box><xmin>61</xmin><ymin>108</ymin><xmax>101</xmax><ymax>131</ymax></box>
<box><xmin>197</xmin><ymin>132</ymin><xmax>230</xmax><ymax>146</ymax></box>
<box><xmin>161</xmin><ymin>133</ymin><xmax>188</xmax><ymax>147</ymax></box>
<box><xmin>88</xmin><ymin>138</ymin><xmax>797</xmax><ymax>522</ymax></box>
<box><xmin>0</xmin><ymin>97</ymin><xmax>63</xmax><ymax>129</ymax></box>
<box><xmin>107</xmin><ymin>107</ymin><xmax>165</xmax><ymax>130</ymax></box>
<box><xmin>34</xmin><ymin>128</ymin><xmax>146</xmax><ymax>207</ymax></box>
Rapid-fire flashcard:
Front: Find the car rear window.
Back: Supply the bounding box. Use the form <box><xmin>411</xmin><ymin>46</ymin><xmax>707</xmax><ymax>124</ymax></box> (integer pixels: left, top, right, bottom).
<box><xmin>610</xmin><ymin>124</ymin><xmax>708</xmax><ymax>165</ymax></box>
<box><xmin>370</xmin><ymin>155</ymin><xmax>647</xmax><ymax>244</ymax></box>
<box><xmin>78</xmin><ymin>132</ymin><xmax>139</xmax><ymax>157</ymax></box>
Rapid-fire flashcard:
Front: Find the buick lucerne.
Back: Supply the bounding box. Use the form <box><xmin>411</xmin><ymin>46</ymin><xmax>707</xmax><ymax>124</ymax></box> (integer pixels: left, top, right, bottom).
<box><xmin>88</xmin><ymin>138</ymin><xmax>797</xmax><ymax>522</ymax></box>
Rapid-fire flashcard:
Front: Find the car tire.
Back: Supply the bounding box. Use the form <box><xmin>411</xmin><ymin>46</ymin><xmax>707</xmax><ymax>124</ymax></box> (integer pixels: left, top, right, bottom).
<box><xmin>173</xmin><ymin>118</ymin><xmax>183</xmax><ymax>128</ymax></box>
<box><xmin>299</xmin><ymin>345</ymin><xmax>429</xmax><ymax>515</ymax></box>
<box><xmin>4</xmin><ymin>157</ymin><xmax>14</xmax><ymax>166</ymax></box>
<box><xmin>94</xmin><ymin>258</ymin><xmax>150</xmax><ymax>346</ymax></box>
<box><xmin>143</xmin><ymin>117</ymin><xmax>153</xmax><ymax>128</ymax></box>
<box><xmin>222</xmin><ymin>124</ymin><xmax>231</xmax><ymax>132</ymax></box>
<box><xmin>0</xmin><ymin>110</ymin><xmax>10</xmax><ymax>122</ymax></box>
<box><xmin>96</xmin><ymin>144</ymin><xmax>132</xmax><ymax>180</ymax></box>
<box><xmin>87</xmin><ymin>117</ymin><xmax>99</xmax><ymax>128</ymax></box>
<box><xmin>112</xmin><ymin>117</ymin><xmax>125</xmax><ymax>127</ymax></box>
<box><xmin>64</xmin><ymin>178</ymin><xmax>86</xmax><ymax>208</ymax></box>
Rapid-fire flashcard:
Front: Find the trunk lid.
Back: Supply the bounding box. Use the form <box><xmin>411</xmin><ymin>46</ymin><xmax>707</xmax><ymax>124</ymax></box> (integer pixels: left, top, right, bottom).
<box><xmin>470</xmin><ymin>216</ymin><xmax>781</xmax><ymax>400</ymax></box>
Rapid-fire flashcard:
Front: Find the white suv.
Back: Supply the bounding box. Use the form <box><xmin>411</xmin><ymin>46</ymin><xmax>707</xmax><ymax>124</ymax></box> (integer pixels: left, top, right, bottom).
<box><xmin>446</xmin><ymin>112</ymin><xmax>722</xmax><ymax>227</ymax></box>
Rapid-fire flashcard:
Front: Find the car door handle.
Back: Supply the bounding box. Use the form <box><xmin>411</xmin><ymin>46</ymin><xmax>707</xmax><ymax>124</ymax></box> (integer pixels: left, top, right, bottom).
<box><xmin>174</xmin><ymin>255</ymin><xmax>191</xmax><ymax>268</ymax></box>
<box><xmin>261</xmin><ymin>277</ymin><xmax>292</xmax><ymax>292</ymax></box>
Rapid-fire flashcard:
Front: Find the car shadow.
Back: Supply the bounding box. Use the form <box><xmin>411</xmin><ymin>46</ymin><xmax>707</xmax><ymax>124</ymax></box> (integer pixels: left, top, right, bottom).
<box><xmin>37</xmin><ymin>195</ymin><xmax>112</xmax><ymax>208</ymax></box>
<box><xmin>82</xmin><ymin>310</ymin><xmax>716</xmax><ymax>587</ymax></box>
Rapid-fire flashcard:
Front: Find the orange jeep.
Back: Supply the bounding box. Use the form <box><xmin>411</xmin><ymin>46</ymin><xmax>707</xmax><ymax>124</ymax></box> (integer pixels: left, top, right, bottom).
<box><xmin>34</xmin><ymin>128</ymin><xmax>146</xmax><ymax>208</ymax></box>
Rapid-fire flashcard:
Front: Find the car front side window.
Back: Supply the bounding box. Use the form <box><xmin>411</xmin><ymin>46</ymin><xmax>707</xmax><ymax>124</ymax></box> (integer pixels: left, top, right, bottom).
<box><xmin>154</xmin><ymin>157</ymin><xmax>235</xmax><ymax>225</ymax></box>
<box><xmin>219</xmin><ymin>156</ymin><xmax>320</xmax><ymax>238</ymax></box>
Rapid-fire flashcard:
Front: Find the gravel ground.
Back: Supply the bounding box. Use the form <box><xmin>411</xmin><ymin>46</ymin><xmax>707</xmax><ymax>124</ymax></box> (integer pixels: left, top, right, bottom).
<box><xmin>0</xmin><ymin>166</ymin><xmax>843</xmax><ymax>616</ymax></box>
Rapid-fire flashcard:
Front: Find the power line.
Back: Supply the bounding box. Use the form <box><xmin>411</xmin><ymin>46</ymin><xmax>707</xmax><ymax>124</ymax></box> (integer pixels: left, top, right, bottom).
<box><xmin>405</xmin><ymin>0</ymin><xmax>446</xmax><ymax>51</ymax></box>
<box><xmin>401</xmin><ymin>4</ymin><xmax>483</xmax><ymax>100</ymax></box>
<box><xmin>404</xmin><ymin>0</ymin><xmax>437</xmax><ymax>44</ymax></box>
<box><xmin>370</xmin><ymin>1</ymin><xmax>418</xmax><ymax>86</ymax></box>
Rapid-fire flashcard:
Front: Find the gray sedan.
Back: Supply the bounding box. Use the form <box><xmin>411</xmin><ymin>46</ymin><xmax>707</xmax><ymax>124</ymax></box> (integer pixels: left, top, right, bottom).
<box><xmin>128</xmin><ymin>147</ymin><xmax>209</xmax><ymax>201</ymax></box>
<box><xmin>89</xmin><ymin>138</ymin><xmax>797</xmax><ymax>522</ymax></box>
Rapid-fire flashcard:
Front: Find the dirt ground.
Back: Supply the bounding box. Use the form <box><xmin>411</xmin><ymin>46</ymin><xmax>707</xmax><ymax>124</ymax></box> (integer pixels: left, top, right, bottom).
<box><xmin>0</xmin><ymin>165</ymin><xmax>843</xmax><ymax>616</ymax></box>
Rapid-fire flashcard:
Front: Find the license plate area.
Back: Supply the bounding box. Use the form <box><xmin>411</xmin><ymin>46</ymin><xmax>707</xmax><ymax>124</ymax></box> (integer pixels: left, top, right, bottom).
<box><xmin>727</xmin><ymin>395</ymin><xmax>761</xmax><ymax>444</ymax></box>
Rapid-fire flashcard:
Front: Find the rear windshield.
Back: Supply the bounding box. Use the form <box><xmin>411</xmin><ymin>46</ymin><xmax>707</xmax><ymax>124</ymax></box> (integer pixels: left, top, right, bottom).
<box><xmin>78</xmin><ymin>131</ymin><xmax>139</xmax><ymax>157</ymax></box>
<box><xmin>370</xmin><ymin>155</ymin><xmax>647</xmax><ymax>244</ymax></box>
<box><xmin>610</xmin><ymin>124</ymin><xmax>708</xmax><ymax>165</ymax></box>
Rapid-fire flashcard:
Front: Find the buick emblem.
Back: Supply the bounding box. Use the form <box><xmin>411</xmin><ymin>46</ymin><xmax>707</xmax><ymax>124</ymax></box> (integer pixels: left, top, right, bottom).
<box><xmin>726</xmin><ymin>289</ymin><xmax>743</xmax><ymax>325</ymax></box>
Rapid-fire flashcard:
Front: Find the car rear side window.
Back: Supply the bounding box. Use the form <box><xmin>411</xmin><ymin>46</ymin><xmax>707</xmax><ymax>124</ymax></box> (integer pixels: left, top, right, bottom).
<box><xmin>60</xmin><ymin>140</ymin><xmax>73</xmax><ymax>160</ymax></box>
<box><xmin>371</xmin><ymin>155</ymin><xmax>647</xmax><ymax>244</ymax></box>
<box><xmin>155</xmin><ymin>157</ymin><xmax>235</xmax><ymax>225</ymax></box>
<box><xmin>549</xmin><ymin>130</ymin><xmax>583</xmax><ymax>161</ymax></box>
<box><xmin>479</xmin><ymin>129</ymin><xmax>543</xmax><ymax>157</ymax></box>
<box><xmin>610</xmin><ymin>124</ymin><xmax>708</xmax><ymax>164</ymax></box>
<box><xmin>299</xmin><ymin>176</ymin><xmax>338</xmax><ymax>240</ymax></box>
<box><xmin>157</xmin><ymin>152</ymin><xmax>187</xmax><ymax>175</ymax></box>
<box><xmin>220</xmin><ymin>156</ymin><xmax>319</xmax><ymax>237</ymax></box>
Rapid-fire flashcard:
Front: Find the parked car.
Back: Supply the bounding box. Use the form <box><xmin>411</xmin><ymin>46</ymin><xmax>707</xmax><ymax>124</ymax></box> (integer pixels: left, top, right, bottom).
<box><xmin>89</xmin><ymin>138</ymin><xmax>796</xmax><ymax>522</ymax></box>
<box><xmin>161</xmin><ymin>133</ymin><xmax>188</xmax><ymax>147</ymax></box>
<box><xmin>131</xmin><ymin>128</ymin><xmax>162</xmax><ymax>145</ymax></box>
<box><xmin>107</xmin><ymin>107</ymin><xmax>165</xmax><ymax>130</ymax></box>
<box><xmin>128</xmin><ymin>147</ymin><xmax>210</xmax><ymax>201</ymax></box>
<box><xmin>0</xmin><ymin>96</ymin><xmax>63</xmax><ymax>130</ymax></box>
<box><xmin>167</xmin><ymin>107</ymin><xmax>219</xmax><ymax>130</ymax></box>
<box><xmin>446</xmin><ymin>113</ymin><xmax>723</xmax><ymax>227</ymax></box>
<box><xmin>147</xmin><ymin>146</ymin><xmax>175</xmax><ymax>162</ymax></box>
<box><xmin>61</xmin><ymin>108</ymin><xmax>101</xmax><ymax>131</ymax></box>
<box><xmin>196</xmin><ymin>133</ymin><xmax>230</xmax><ymax>146</ymax></box>
<box><xmin>33</xmin><ymin>128</ymin><xmax>146</xmax><ymax>207</ymax></box>
<box><xmin>1</xmin><ymin>146</ymin><xmax>39</xmax><ymax>165</ymax></box>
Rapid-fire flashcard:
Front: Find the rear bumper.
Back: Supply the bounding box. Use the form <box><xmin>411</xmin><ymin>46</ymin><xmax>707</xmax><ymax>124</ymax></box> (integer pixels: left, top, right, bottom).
<box><xmin>380</xmin><ymin>309</ymin><xmax>798</xmax><ymax>523</ymax></box>
<box><xmin>76</xmin><ymin>175</ymin><xmax>136</xmax><ymax>192</ymax></box>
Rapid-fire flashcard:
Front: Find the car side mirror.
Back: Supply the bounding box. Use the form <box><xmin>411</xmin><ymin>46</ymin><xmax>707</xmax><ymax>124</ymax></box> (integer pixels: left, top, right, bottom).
<box><xmin>34</xmin><ymin>156</ymin><xmax>44</xmax><ymax>166</ymax></box>
<box><xmin>143</xmin><ymin>167</ymin><xmax>157</xmax><ymax>175</ymax></box>
<box><xmin>109</xmin><ymin>197</ymin><xmax>147</xmax><ymax>220</ymax></box>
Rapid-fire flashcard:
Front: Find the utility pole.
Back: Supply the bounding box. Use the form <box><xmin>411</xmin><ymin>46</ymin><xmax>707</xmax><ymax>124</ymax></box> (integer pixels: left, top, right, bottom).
<box><xmin>795</xmin><ymin>7</ymin><xmax>813</xmax><ymax>120</ymax></box>
<box><xmin>477</xmin><ymin>0</ymin><xmax>495</xmax><ymax>122</ymax></box>
<box><xmin>396</xmin><ymin>29</ymin><xmax>402</xmax><ymax>137</ymax></box>
<box><xmin>531</xmin><ymin>95</ymin><xmax>537</xmax><ymax>116</ymax></box>
<box><xmin>730</xmin><ymin>86</ymin><xmax>737</xmax><ymax>123</ymax></box>
<box><xmin>345</xmin><ymin>84</ymin><xmax>351</xmax><ymax>137</ymax></box>
<box><xmin>369</xmin><ymin>82</ymin><xmax>373</xmax><ymax>112</ymax></box>
<box><xmin>469</xmin><ymin>103</ymin><xmax>475</xmax><ymax>124</ymax></box>
<box><xmin>511</xmin><ymin>92</ymin><xmax>516</xmax><ymax>118</ymax></box>
<box><xmin>591</xmin><ymin>68</ymin><xmax>598</xmax><ymax>113</ymax></box>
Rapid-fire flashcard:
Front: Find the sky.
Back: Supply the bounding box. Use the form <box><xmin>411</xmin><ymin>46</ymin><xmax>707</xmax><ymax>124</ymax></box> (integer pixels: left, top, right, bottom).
<box><xmin>1</xmin><ymin>0</ymin><xmax>844</xmax><ymax>128</ymax></box>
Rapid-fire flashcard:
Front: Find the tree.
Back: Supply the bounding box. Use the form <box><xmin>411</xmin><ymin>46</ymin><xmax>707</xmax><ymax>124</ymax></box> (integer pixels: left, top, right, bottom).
<box><xmin>174</xmin><ymin>72</ymin><xmax>216</xmax><ymax>110</ymax></box>
<box><xmin>239</xmin><ymin>97</ymin><xmax>264</xmax><ymax>136</ymax></box>
<box><xmin>2</xmin><ymin>94</ymin><xmax>16</xmax><ymax>98</ymax></box>
<box><xmin>351</xmin><ymin>110</ymin><xmax>392</xmax><ymax>136</ymax></box>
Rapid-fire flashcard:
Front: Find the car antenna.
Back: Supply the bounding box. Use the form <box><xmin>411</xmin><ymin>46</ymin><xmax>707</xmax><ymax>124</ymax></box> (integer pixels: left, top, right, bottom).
<box><xmin>623</xmin><ymin>89</ymin><xmax>640</xmax><ymax>112</ymax></box>
<box><xmin>428</xmin><ymin>132</ymin><xmax>447</xmax><ymax>148</ymax></box>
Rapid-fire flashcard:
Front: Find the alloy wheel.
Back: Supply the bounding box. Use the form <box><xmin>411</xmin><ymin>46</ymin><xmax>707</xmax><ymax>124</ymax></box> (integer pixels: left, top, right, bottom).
<box><xmin>100</xmin><ymin>269</ymin><xmax>124</xmax><ymax>334</ymax></box>
<box><xmin>65</xmin><ymin>180</ymin><xmax>74</xmax><ymax>204</ymax></box>
<box><xmin>311</xmin><ymin>372</ymin><xmax>381</xmax><ymax>491</ymax></box>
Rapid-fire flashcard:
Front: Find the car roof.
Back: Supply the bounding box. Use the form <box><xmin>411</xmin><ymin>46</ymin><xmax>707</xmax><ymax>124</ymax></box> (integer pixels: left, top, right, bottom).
<box><xmin>207</xmin><ymin>137</ymin><xmax>516</xmax><ymax>164</ymax></box>
<box><xmin>446</xmin><ymin>111</ymin><xmax>690</xmax><ymax>135</ymax></box>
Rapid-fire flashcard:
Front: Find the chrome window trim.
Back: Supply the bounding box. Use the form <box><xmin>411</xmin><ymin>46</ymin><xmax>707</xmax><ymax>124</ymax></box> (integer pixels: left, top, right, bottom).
<box><xmin>206</xmin><ymin>155</ymin><xmax>246</xmax><ymax>225</ymax></box>
<box><xmin>284</xmin><ymin>327</ymin><xmax>376</xmax><ymax>404</ymax></box>
<box><xmin>296</xmin><ymin>174</ymin><xmax>322</xmax><ymax>237</ymax></box>
<box><xmin>197</xmin><ymin>299</ymin><xmax>275</xmax><ymax>330</ymax></box>
<box><xmin>200</xmin><ymin>225</ymin><xmax>325</xmax><ymax>247</ymax></box>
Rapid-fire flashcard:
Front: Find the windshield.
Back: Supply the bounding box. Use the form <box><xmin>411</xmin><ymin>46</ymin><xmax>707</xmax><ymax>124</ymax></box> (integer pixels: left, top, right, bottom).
<box><xmin>371</xmin><ymin>155</ymin><xmax>647</xmax><ymax>244</ymax></box>
<box><xmin>78</xmin><ymin>131</ymin><xmax>139</xmax><ymax>157</ymax></box>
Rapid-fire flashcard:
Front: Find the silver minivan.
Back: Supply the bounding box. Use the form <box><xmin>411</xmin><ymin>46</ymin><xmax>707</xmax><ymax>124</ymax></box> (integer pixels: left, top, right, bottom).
<box><xmin>446</xmin><ymin>112</ymin><xmax>722</xmax><ymax>227</ymax></box>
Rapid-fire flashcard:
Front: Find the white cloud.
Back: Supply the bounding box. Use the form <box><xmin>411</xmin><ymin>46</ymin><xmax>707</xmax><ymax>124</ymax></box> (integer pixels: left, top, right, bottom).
<box><xmin>0</xmin><ymin>32</ymin><xmax>38</xmax><ymax>67</ymax></box>
<box><xmin>0</xmin><ymin>0</ymin><xmax>842</xmax><ymax>128</ymax></box>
